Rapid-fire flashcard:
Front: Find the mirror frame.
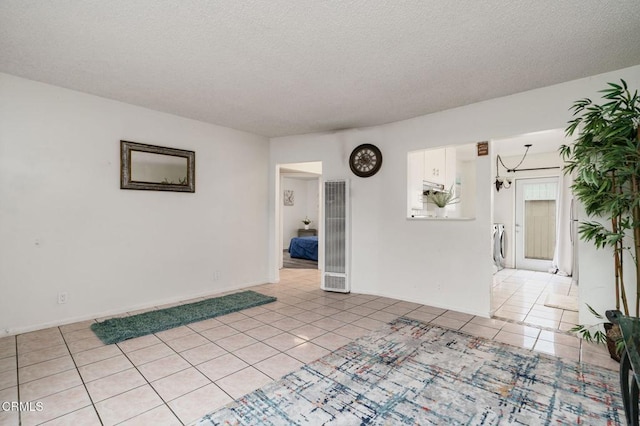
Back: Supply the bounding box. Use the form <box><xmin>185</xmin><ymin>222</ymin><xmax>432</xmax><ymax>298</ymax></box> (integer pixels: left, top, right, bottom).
<box><xmin>120</xmin><ymin>140</ymin><xmax>195</xmax><ymax>193</ymax></box>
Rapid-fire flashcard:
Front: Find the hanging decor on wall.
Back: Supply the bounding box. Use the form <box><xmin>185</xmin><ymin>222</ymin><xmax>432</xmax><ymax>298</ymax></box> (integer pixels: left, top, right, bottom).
<box><xmin>120</xmin><ymin>140</ymin><xmax>195</xmax><ymax>193</ymax></box>
<box><xmin>349</xmin><ymin>144</ymin><xmax>383</xmax><ymax>177</ymax></box>
<box><xmin>283</xmin><ymin>190</ymin><xmax>294</xmax><ymax>206</ymax></box>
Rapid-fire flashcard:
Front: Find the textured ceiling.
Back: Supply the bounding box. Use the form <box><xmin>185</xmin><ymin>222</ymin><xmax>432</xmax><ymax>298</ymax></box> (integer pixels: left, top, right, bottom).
<box><xmin>493</xmin><ymin>129</ymin><xmax>567</xmax><ymax>157</ymax></box>
<box><xmin>1</xmin><ymin>1</ymin><xmax>640</xmax><ymax>137</ymax></box>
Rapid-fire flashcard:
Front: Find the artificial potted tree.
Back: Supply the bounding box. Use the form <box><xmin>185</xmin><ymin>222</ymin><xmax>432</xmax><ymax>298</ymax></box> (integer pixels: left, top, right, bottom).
<box><xmin>560</xmin><ymin>79</ymin><xmax>640</xmax><ymax>360</ymax></box>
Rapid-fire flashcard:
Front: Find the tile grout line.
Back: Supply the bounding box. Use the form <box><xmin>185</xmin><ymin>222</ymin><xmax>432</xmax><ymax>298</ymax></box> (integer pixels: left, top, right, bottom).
<box><xmin>8</xmin><ymin>270</ymin><xmax>614</xmax><ymax>425</ymax></box>
<box><xmin>114</xmin><ymin>336</ymin><xmax>194</xmax><ymax>425</ymax></box>
<box><xmin>145</xmin><ymin>305</ymin><xmax>341</xmax><ymax>416</ymax></box>
<box><xmin>73</xmin><ymin>303</ymin><xmax>287</xmax><ymax>418</ymax></box>
<box><xmin>58</xmin><ymin>324</ymin><xmax>105</xmax><ymax>426</ymax></box>
<box><xmin>67</xmin><ymin>322</ymin><xmax>205</xmax><ymax>424</ymax></box>
<box><xmin>15</xmin><ymin>335</ymin><xmax>21</xmax><ymax>426</ymax></box>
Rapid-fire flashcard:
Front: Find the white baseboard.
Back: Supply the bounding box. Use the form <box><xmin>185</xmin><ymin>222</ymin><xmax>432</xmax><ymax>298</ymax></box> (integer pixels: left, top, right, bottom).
<box><xmin>1</xmin><ymin>280</ymin><xmax>267</xmax><ymax>337</ymax></box>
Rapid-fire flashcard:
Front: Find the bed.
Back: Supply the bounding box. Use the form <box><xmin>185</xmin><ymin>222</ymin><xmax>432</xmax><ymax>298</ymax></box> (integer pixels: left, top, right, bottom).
<box><xmin>288</xmin><ymin>236</ymin><xmax>318</xmax><ymax>261</ymax></box>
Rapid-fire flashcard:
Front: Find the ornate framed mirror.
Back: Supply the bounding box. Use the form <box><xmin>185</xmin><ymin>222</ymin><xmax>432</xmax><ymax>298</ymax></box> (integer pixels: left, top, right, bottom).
<box><xmin>120</xmin><ymin>140</ymin><xmax>195</xmax><ymax>193</ymax></box>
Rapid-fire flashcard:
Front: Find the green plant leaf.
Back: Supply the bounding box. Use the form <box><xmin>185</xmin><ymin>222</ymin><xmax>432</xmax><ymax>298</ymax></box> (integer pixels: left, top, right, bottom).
<box><xmin>562</xmin><ymin>79</ymin><xmax>640</xmax><ymax>318</ymax></box>
<box><xmin>424</xmin><ymin>185</ymin><xmax>459</xmax><ymax>208</ymax></box>
<box><xmin>569</xmin><ymin>325</ymin><xmax>585</xmax><ymax>333</ymax></box>
<box><xmin>586</xmin><ymin>304</ymin><xmax>604</xmax><ymax>319</ymax></box>
<box><xmin>592</xmin><ymin>330</ymin><xmax>607</xmax><ymax>344</ymax></box>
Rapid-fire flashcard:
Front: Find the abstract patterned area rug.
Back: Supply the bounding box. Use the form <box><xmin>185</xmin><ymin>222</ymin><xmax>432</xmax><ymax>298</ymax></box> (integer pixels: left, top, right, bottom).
<box><xmin>195</xmin><ymin>317</ymin><xmax>623</xmax><ymax>425</ymax></box>
<box><xmin>91</xmin><ymin>290</ymin><xmax>276</xmax><ymax>345</ymax></box>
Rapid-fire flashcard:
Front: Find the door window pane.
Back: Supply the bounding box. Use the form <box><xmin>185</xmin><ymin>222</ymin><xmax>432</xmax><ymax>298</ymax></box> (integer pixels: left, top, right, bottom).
<box><xmin>524</xmin><ymin>199</ymin><xmax>556</xmax><ymax>260</ymax></box>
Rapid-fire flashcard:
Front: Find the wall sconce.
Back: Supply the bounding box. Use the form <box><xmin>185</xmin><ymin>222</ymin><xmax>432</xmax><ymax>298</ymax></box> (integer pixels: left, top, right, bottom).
<box><xmin>494</xmin><ymin>176</ymin><xmax>512</xmax><ymax>191</ymax></box>
<box><xmin>494</xmin><ymin>144</ymin><xmax>531</xmax><ymax>192</ymax></box>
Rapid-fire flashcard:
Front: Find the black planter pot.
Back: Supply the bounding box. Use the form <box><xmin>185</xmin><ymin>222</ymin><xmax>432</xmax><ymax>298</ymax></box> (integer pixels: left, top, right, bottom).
<box><xmin>603</xmin><ymin>322</ymin><xmax>622</xmax><ymax>362</ymax></box>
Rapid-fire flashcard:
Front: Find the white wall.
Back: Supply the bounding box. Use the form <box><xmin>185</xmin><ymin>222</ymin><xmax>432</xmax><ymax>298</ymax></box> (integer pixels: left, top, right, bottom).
<box><xmin>0</xmin><ymin>73</ymin><xmax>270</xmax><ymax>335</ymax></box>
<box><xmin>270</xmin><ymin>127</ymin><xmax>493</xmax><ymax>317</ymax></box>
<box><xmin>459</xmin><ymin>160</ymin><xmax>477</xmax><ymax>219</ymax></box>
<box><xmin>281</xmin><ymin>177</ymin><xmax>319</xmax><ymax>248</ymax></box>
<box><xmin>306</xmin><ymin>180</ymin><xmax>320</xmax><ymax>228</ymax></box>
<box><xmin>269</xmin><ymin>64</ymin><xmax>640</xmax><ymax>320</ymax></box>
<box><xmin>492</xmin><ymin>151</ymin><xmax>564</xmax><ymax>268</ymax></box>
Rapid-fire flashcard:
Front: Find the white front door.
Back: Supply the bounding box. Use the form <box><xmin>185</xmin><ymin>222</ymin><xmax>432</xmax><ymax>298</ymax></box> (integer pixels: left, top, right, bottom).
<box><xmin>515</xmin><ymin>177</ymin><xmax>559</xmax><ymax>271</ymax></box>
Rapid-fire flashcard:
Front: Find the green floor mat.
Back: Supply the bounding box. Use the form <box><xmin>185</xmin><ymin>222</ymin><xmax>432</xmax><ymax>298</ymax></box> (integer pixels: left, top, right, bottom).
<box><xmin>91</xmin><ymin>290</ymin><xmax>276</xmax><ymax>345</ymax></box>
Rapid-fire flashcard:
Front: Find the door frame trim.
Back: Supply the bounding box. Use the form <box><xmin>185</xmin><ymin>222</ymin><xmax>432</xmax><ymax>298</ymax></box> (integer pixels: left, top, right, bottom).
<box><xmin>514</xmin><ymin>176</ymin><xmax>560</xmax><ymax>271</ymax></box>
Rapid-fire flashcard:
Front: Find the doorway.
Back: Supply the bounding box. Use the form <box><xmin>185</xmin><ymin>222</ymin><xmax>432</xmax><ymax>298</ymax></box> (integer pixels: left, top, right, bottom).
<box><xmin>277</xmin><ymin>162</ymin><xmax>322</xmax><ymax>271</ymax></box>
<box><xmin>515</xmin><ymin>177</ymin><xmax>559</xmax><ymax>271</ymax></box>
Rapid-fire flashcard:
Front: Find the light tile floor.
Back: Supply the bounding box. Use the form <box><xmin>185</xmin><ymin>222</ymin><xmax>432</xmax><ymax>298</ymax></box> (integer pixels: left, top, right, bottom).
<box><xmin>492</xmin><ymin>268</ymin><xmax>579</xmax><ymax>332</ymax></box>
<box><xmin>0</xmin><ymin>268</ymin><xmax>618</xmax><ymax>425</ymax></box>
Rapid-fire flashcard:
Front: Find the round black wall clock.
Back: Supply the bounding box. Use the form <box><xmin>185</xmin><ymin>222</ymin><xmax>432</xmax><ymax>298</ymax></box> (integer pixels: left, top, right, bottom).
<box><xmin>349</xmin><ymin>144</ymin><xmax>383</xmax><ymax>177</ymax></box>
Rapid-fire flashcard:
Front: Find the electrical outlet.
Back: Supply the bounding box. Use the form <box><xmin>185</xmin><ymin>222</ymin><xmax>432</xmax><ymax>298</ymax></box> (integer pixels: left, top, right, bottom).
<box><xmin>213</xmin><ymin>271</ymin><xmax>220</xmax><ymax>281</ymax></box>
<box><xmin>57</xmin><ymin>292</ymin><xmax>67</xmax><ymax>304</ymax></box>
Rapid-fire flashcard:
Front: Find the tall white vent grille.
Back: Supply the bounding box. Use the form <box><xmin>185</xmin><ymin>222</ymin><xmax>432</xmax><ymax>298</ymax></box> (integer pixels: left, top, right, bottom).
<box><xmin>322</xmin><ymin>180</ymin><xmax>350</xmax><ymax>293</ymax></box>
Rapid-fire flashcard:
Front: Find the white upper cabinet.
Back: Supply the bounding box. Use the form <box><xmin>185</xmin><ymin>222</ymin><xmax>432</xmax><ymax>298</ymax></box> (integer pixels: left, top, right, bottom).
<box><xmin>424</xmin><ymin>147</ymin><xmax>456</xmax><ymax>188</ymax></box>
<box><xmin>407</xmin><ymin>147</ymin><xmax>457</xmax><ymax>214</ymax></box>
<box><xmin>407</xmin><ymin>142</ymin><xmax>477</xmax><ymax>219</ymax></box>
<box><xmin>424</xmin><ymin>148</ymin><xmax>446</xmax><ymax>185</ymax></box>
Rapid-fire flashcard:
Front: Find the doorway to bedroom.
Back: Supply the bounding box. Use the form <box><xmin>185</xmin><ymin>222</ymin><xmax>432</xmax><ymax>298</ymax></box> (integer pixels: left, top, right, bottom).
<box><xmin>279</xmin><ymin>162</ymin><xmax>322</xmax><ymax>270</ymax></box>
